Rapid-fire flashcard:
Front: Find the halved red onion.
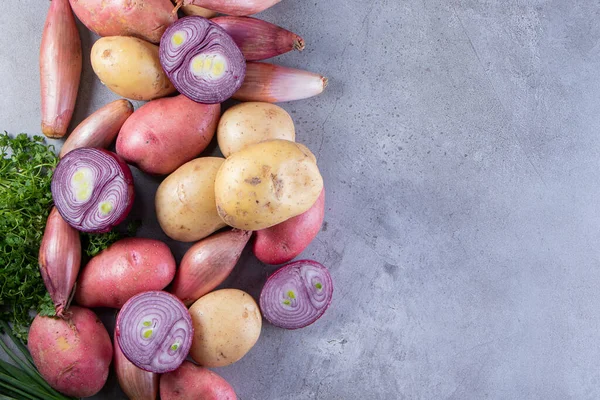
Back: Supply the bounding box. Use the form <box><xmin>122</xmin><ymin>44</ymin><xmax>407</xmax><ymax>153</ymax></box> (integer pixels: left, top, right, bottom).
<box><xmin>159</xmin><ymin>16</ymin><xmax>246</xmax><ymax>104</ymax></box>
<box><xmin>116</xmin><ymin>291</ymin><xmax>193</xmax><ymax>374</ymax></box>
<box><xmin>51</xmin><ymin>147</ymin><xmax>134</xmax><ymax>233</ymax></box>
<box><xmin>259</xmin><ymin>260</ymin><xmax>333</xmax><ymax>330</ymax></box>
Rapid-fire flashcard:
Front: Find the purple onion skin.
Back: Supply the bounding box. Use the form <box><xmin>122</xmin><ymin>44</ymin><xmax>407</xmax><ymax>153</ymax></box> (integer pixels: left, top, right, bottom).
<box><xmin>116</xmin><ymin>291</ymin><xmax>194</xmax><ymax>374</ymax></box>
<box><xmin>159</xmin><ymin>16</ymin><xmax>246</xmax><ymax>104</ymax></box>
<box><xmin>51</xmin><ymin>147</ymin><xmax>134</xmax><ymax>233</ymax></box>
<box><xmin>259</xmin><ymin>260</ymin><xmax>333</xmax><ymax>330</ymax></box>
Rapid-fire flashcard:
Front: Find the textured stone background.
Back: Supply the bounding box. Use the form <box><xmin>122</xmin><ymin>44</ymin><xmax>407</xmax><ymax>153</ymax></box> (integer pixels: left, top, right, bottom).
<box><xmin>3</xmin><ymin>1</ymin><xmax>600</xmax><ymax>399</ymax></box>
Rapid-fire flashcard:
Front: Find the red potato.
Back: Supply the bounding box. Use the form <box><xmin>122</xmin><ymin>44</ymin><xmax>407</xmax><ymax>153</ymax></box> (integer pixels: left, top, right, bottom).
<box><xmin>69</xmin><ymin>0</ymin><xmax>177</xmax><ymax>44</ymax></box>
<box><xmin>28</xmin><ymin>306</ymin><xmax>112</xmax><ymax>398</ymax></box>
<box><xmin>253</xmin><ymin>188</ymin><xmax>325</xmax><ymax>265</ymax></box>
<box><xmin>116</xmin><ymin>95</ymin><xmax>220</xmax><ymax>175</ymax></box>
<box><xmin>75</xmin><ymin>238</ymin><xmax>176</xmax><ymax>308</ymax></box>
<box><xmin>160</xmin><ymin>361</ymin><xmax>236</xmax><ymax>400</ymax></box>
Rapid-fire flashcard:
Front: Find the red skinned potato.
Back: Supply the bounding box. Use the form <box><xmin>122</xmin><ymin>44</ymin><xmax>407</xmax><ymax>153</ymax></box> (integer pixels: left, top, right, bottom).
<box><xmin>28</xmin><ymin>306</ymin><xmax>112</xmax><ymax>398</ymax></box>
<box><xmin>160</xmin><ymin>361</ymin><xmax>236</xmax><ymax>400</ymax></box>
<box><xmin>117</xmin><ymin>95</ymin><xmax>220</xmax><ymax>175</ymax></box>
<box><xmin>75</xmin><ymin>238</ymin><xmax>176</xmax><ymax>308</ymax></box>
<box><xmin>254</xmin><ymin>188</ymin><xmax>325</xmax><ymax>265</ymax></box>
<box><xmin>69</xmin><ymin>0</ymin><xmax>177</xmax><ymax>44</ymax></box>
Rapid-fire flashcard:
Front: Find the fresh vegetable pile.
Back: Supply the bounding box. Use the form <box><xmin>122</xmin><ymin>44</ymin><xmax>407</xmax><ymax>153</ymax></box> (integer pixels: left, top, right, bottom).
<box><xmin>1</xmin><ymin>0</ymin><xmax>335</xmax><ymax>398</ymax></box>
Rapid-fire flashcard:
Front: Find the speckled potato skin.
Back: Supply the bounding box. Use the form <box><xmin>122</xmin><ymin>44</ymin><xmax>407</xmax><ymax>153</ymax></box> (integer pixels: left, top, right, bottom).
<box><xmin>75</xmin><ymin>238</ymin><xmax>176</xmax><ymax>308</ymax></box>
<box><xmin>189</xmin><ymin>289</ymin><xmax>262</xmax><ymax>368</ymax></box>
<box><xmin>214</xmin><ymin>139</ymin><xmax>323</xmax><ymax>230</ymax></box>
<box><xmin>160</xmin><ymin>361</ymin><xmax>236</xmax><ymax>400</ymax></box>
<box><xmin>69</xmin><ymin>0</ymin><xmax>177</xmax><ymax>44</ymax></box>
<box><xmin>91</xmin><ymin>36</ymin><xmax>175</xmax><ymax>101</ymax></box>
<box><xmin>217</xmin><ymin>102</ymin><xmax>296</xmax><ymax>157</ymax></box>
<box><xmin>28</xmin><ymin>306</ymin><xmax>113</xmax><ymax>398</ymax></box>
<box><xmin>156</xmin><ymin>157</ymin><xmax>226</xmax><ymax>242</ymax></box>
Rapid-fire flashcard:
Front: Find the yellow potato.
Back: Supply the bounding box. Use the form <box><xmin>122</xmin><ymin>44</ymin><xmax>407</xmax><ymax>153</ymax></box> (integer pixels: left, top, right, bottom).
<box><xmin>189</xmin><ymin>289</ymin><xmax>261</xmax><ymax>368</ymax></box>
<box><xmin>155</xmin><ymin>157</ymin><xmax>226</xmax><ymax>242</ymax></box>
<box><xmin>214</xmin><ymin>139</ymin><xmax>323</xmax><ymax>230</ymax></box>
<box><xmin>217</xmin><ymin>102</ymin><xmax>296</xmax><ymax>157</ymax></box>
<box><xmin>91</xmin><ymin>36</ymin><xmax>175</xmax><ymax>101</ymax></box>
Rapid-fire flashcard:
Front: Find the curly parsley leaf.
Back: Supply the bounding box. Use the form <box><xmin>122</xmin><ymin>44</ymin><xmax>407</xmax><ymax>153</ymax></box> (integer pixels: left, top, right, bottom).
<box><xmin>0</xmin><ymin>132</ymin><xmax>140</xmax><ymax>340</ymax></box>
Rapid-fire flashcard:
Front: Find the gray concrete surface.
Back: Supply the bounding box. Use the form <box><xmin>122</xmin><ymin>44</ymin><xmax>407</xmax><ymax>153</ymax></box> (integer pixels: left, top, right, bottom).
<box><xmin>2</xmin><ymin>0</ymin><xmax>600</xmax><ymax>399</ymax></box>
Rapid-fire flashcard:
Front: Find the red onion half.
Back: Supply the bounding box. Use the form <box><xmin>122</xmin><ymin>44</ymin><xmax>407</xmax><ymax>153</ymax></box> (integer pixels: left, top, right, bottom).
<box><xmin>159</xmin><ymin>16</ymin><xmax>246</xmax><ymax>104</ymax></box>
<box><xmin>259</xmin><ymin>260</ymin><xmax>333</xmax><ymax>330</ymax></box>
<box><xmin>116</xmin><ymin>291</ymin><xmax>193</xmax><ymax>374</ymax></box>
<box><xmin>51</xmin><ymin>148</ymin><xmax>134</xmax><ymax>233</ymax></box>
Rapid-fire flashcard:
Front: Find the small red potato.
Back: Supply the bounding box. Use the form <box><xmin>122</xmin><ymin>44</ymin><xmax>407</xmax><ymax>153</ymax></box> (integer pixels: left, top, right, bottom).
<box><xmin>253</xmin><ymin>188</ymin><xmax>325</xmax><ymax>264</ymax></box>
<box><xmin>117</xmin><ymin>95</ymin><xmax>220</xmax><ymax>175</ymax></box>
<box><xmin>75</xmin><ymin>238</ymin><xmax>176</xmax><ymax>308</ymax></box>
<box><xmin>160</xmin><ymin>361</ymin><xmax>236</xmax><ymax>400</ymax></box>
<box><xmin>28</xmin><ymin>306</ymin><xmax>112</xmax><ymax>398</ymax></box>
<box><xmin>69</xmin><ymin>0</ymin><xmax>177</xmax><ymax>44</ymax></box>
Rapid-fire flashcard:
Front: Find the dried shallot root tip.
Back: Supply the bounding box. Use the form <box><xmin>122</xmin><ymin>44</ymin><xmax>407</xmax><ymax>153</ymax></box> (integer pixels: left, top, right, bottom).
<box><xmin>212</xmin><ymin>16</ymin><xmax>304</xmax><ymax>61</ymax></box>
<box><xmin>40</xmin><ymin>0</ymin><xmax>82</xmax><ymax>138</ymax></box>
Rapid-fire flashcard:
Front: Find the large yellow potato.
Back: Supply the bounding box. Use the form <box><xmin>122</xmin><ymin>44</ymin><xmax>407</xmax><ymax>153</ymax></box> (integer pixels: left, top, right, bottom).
<box><xmin>155</xmin><ymin>157</ymin><xmax>226</xmax><ymax>242</ymax></box>
<box><xmin>91</xmin><ymin>36</ymin><xmax>175</xmax><ymax>101</ymax></box>
<box><xmin>189</xmin><ymin>289</ymin><xmax>261</xmax><ymax>367</ymax></box>
<box><xmin>217</xmin><ymin>102</ymin><xmax>296</xmax><ymax>157</ymax></box>
<box><xmin>214</xmin><ymin>139</ymin><xmax>323</xmax><ymax>230</ymax></box>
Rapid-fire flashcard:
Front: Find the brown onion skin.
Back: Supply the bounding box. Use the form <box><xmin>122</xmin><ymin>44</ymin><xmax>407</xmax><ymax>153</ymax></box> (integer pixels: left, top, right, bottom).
<box><xmin>170</xmin><ymin>230</ymin><xmax>252</xmax><ymax>306</ymax></box>
<box><xmin>213</xmin><ymin>16</ymin><xmax>304</xmax><ymax>61</ymax></box>
<box><xmin>39</xmin><ymin>207</ymin><xmax>81</xmax><ymax>317</ymax></box>
<box><xmin>182</xmin><ymin>0</ymin><xmax>280</xmax><ymax>16</ymax></box>
<box><xmin>40</xmin><ymin>0</ymin><xmax>82</xmax><ymax>138</ymax></box>
<box><xmin>160</xmin><ymin>361</ymin><xmax>236</xmax><ymax>400</ymax></box>
<box><xmin>114</xmin><ymin>331</ymin><xmax>159</xmax><ymax>400</ymax></box>
<box><xmin>254</xmin><ymin>188</ymin><xmax>325</xmax><ymax>265</ymax></box>
<box><xmin>60</xmin><ymin>99</ymin><xmax>133</xmax><ymax>158</ymax></box>
<box><xmin>116</xmin><ymin>95</ymin><xmax>220</xmax><ymax>175</ymax></box>
<box><xmin>233</xmin><ymin>62</ymin><xmax>328</xmax><ymax>103</ymax></box>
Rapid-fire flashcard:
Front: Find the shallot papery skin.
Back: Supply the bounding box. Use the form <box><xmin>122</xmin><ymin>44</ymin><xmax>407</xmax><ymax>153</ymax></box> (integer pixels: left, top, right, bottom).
<box><xmin>40</xmin><ymin>0</ymin><xmax>82</xmax><ymax>138</ymax></box>
<box><xmin>60</xmin><ymin>99</ymin><xmax>134</xmax><ymax>158</ymax></box>
<box><xmin>114</xmin><ymin>331</ymin><xmax>159</xmax><ymax>400</ymax></box>
<box><xmin>233</xmin><ymin>62</ymin><xmax>327</xmax><ymax>103</ymax></box>
<box><xmin>38</xmin><ymin>207</ymin><xmax>81</xmax><ymax>317</ymax></box>
<box><xmin>212</xmin><ymin>16</ymin><xmax>304</xmax><ymax>61</ymax></box>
